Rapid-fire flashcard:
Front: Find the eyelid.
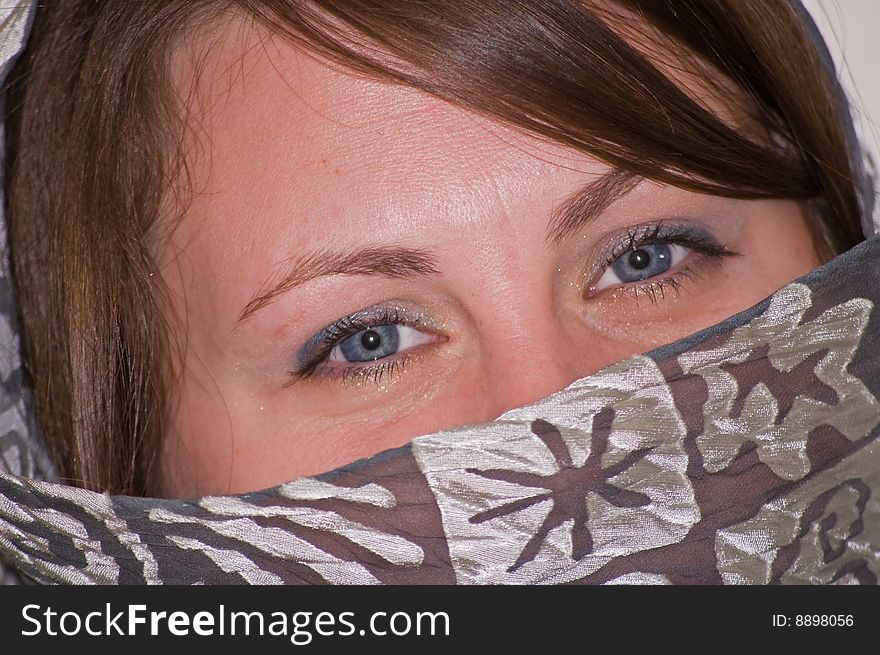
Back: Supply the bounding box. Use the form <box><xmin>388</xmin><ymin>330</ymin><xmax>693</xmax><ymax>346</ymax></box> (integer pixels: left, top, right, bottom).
<box><xmin>603</xmin><ymin>222</ymin><xmax>718</xmax><ymax>263</ymax></box>
<box><xmin>582</xmin><ymin>221</ymin><xmax>737</xmax><ymax>292</ymax></box>
<box><xmin>292</xmin><ymin>302</ymin><xmax>442</xmax><ymax>377</ymax></box>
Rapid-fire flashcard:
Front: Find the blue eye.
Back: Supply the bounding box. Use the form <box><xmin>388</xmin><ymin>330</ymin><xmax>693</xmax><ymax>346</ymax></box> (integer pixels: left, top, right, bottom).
<box><xmin>292</xmin><ymin>305</ymin><xmax>444</xmax><ymax>383</ymax></box>
<box><xmin>327</xmin><ymin>323</ymin><xmax>434</xmax><ymax>363</ymax></box>
<box><xmin>612</xmin><ymin>243</ymin><xmax>674</xmax><ymax>281</ymax></box>
<box><xmin>334</xmin><ymin>324</ymin><xmax>399</xmax><ymax>362</ymax></box>
<box><xmin>595</xmin><ymin>243</ymin><xmax>688</xmax><ymax>290</ymax></box>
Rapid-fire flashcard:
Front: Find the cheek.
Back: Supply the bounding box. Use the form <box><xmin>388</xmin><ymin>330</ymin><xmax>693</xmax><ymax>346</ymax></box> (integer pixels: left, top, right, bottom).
<box><xmin>158</xmin><ymin>370</ymin><xmax>493</xmax><ymax>497</ymax></box>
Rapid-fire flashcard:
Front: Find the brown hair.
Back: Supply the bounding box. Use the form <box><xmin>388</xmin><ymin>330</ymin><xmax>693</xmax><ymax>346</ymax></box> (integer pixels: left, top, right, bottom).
<box><xmin>3</xmin><ymin>0</ymin><xmax>864</xmax><ymax>495</ymax></box>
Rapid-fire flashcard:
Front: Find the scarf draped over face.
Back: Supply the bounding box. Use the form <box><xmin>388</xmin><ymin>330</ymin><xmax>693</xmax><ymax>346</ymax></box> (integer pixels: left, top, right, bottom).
<box><xmin>1</xmin><ymin>0</ymin><xmax>879</xmax><ymax>585</ymax></box>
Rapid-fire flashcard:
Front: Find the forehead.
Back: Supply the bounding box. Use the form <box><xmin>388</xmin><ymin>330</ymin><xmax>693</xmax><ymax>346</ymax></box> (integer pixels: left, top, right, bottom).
<box><xmin>165</xmin><ymin>7</ymin><xmax>763</xmax><ymax>221</ymax></box>
<box><xmin>166</xmin><ymin>16</ymin><xmax>611</xmax><ymax>240</ymax></box>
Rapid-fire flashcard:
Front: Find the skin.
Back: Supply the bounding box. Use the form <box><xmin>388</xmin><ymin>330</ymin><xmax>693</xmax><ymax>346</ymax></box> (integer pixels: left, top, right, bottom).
<box><xmin>156</xmin><ymin>20</ymin><xmax>822</xmax><ymax>498</ymax></box>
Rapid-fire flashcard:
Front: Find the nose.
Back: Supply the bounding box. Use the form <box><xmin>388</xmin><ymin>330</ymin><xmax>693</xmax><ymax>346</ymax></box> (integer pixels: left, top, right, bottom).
<box><xmin>478</xmin><ymin>316</ymin><xmax>588</xmax><ymax>420</ymax></box>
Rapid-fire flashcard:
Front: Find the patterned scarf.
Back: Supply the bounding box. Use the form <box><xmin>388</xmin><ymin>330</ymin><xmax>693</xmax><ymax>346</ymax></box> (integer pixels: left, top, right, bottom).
<box><xmin>1</xmin><ymin>1</ymin><xmax>878</xmax><ymax>585</ymax></box>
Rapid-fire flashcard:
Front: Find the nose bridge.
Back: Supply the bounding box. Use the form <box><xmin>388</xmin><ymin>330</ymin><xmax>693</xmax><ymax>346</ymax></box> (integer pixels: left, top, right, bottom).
<box><xmin>458</xmin><ymin>212</ymin><xmax>587</xmax><ymax>419</ymax></box>
<box><xmin>479</xmin><ymin>306</ymin><xmax>583</xmax><ymax>419</ymax></box>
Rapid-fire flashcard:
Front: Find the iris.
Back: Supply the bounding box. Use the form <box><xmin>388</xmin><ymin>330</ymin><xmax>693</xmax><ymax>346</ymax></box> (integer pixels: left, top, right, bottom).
<box><xmin>338</xmin><ymin>324</ymin><xmax>401</xmax><ymax>362</ymax></box>
<box><xmin>610</xmin><ymin>244</ymin><xmax>672</xmax><ymax>283</ymax></box>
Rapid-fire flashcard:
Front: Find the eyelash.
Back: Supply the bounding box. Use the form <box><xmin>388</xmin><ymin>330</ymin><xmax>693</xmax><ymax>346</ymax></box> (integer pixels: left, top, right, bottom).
<box><xmin>290</xmin><ymin>222</ymin><xmax>739</xmax><ymax>386</ymax></box>
<box><xmin>289</xmin><ymin>307</ymin><xmax>426</xmax><ymax>385</ymax></box>
<box><xmin>588</xmin><ymin>222</ymin><xmax>739</xmax><ymax>301</ymax></box>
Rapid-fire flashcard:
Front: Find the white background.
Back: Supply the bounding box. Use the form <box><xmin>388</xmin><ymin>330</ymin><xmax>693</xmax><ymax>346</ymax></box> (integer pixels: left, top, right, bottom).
<box><xmin>804</xmin><ymin>0</ymin><xmax>880</xmax><ymax>159</ymax></box>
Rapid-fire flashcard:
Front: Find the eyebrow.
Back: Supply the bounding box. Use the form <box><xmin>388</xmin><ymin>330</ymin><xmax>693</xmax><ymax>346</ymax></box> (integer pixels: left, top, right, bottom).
<box><xmin>545</xmin><ymin>169</ymin><xmax>642</xmax><ymax>245</ymax></box>
<box><xmin>237</xmin><ymin>246</ymin><xmax>441</xmax><ymax>324</ymax></box>
<box><xmin>238</xmin><ymin>169</ymin><xmax>640</xmax><ymax>325</ymax></box>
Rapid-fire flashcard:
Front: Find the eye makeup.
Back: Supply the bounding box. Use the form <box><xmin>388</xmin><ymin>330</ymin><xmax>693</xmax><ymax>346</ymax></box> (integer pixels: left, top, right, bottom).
<box><xmin>584</xmin><ymin>221</ymin><xmax>741</xmax><ymax>300</ymax></box>
<box><xmin>287</xmin><ymin>220</ymin><xmax>741</xmax><ymax>388</ymax></box>
<box><xmin>289</xmin><ymin>303</ymin><xmax>443</xmax><ymax>385</ymax></box>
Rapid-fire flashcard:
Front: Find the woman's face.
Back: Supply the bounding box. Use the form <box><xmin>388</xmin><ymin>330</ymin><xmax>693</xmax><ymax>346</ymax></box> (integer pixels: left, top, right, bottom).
<box><xmin>157</xmin><ymin>22</ymin><xmax>821</xmax><ymax>497</ymax></box>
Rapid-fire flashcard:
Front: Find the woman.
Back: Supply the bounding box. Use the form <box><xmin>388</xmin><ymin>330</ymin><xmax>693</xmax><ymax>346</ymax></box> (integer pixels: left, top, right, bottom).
<box><xmin>0</xmin><ymin>0</ymin><xmax>878</xmax><ymax>584</ymax></box>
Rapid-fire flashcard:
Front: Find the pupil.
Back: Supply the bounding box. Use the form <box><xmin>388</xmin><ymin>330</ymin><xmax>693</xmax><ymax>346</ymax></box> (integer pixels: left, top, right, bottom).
<box><xmin>628</xmin><ymin>249</ymin><xmax>651</xmax><ymax>270</ymax></box>
<box><xmin>361</xmin><ymin>330</ymin><xmax>381</xmax><ymax>350</ymax></box>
